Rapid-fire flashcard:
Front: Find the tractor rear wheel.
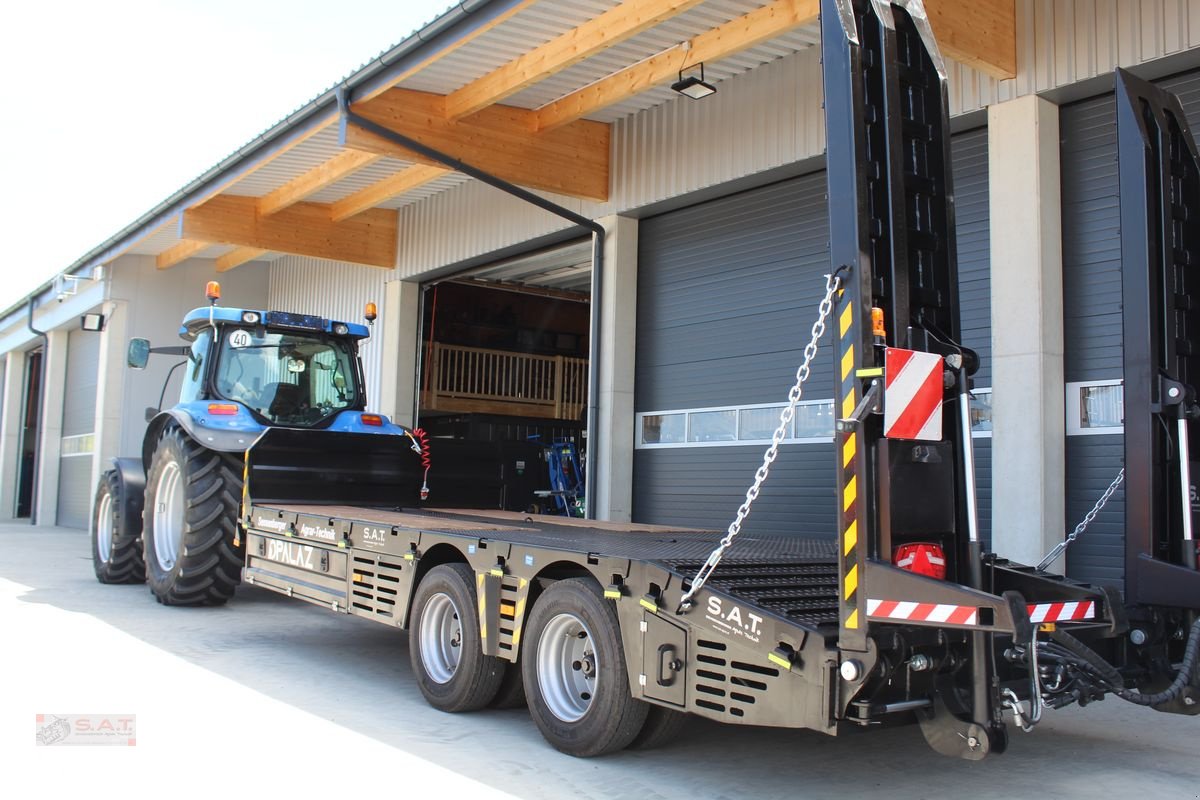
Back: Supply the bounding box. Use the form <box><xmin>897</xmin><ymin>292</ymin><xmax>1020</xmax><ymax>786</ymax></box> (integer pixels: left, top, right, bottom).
<box><xmin>92</xmin><ymin>470</ymin><xmax>146</xmax><ymax>584</ymax></box>
<box><xmin>142</xmin><ymin>424</ymin><xmax>244</xmax><ymax>605</ymax></box>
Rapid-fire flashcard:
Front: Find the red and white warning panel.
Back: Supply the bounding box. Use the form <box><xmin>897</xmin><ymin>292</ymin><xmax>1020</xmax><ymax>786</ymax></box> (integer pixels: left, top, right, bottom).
<box><xmin>1027</xmin><ymin>601</ymin><xmax>1097</xmax><ymax>624</ymax></box>
<box><xmin>884</xmin><ymin>348</ymin><xmax>945</xmax><ymax>441</ymax></box>
<box><xmin>867</xmin><ymin>598</ymin><xmax>978</xmax><ymax>626</ymax></box>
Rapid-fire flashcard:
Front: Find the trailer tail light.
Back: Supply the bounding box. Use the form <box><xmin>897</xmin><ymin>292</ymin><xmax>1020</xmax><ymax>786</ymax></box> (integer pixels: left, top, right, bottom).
<box><xmin>361</xmin><ymin>413</ymin><xmax>383</xmax><ymax>427</ymax></box>
<box><xmin>894</xmin><ymin>543</ymin><xmax>946</xmax><ymax>580</ymax></box>
<box><xmin>207</xmin><ymin>403</ymin><xmax>239</xmax><ymax>416</ymax></box>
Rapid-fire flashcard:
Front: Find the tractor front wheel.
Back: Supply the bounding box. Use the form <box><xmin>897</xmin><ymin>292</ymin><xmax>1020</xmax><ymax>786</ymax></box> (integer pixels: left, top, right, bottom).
<box><xmin>142</xmin><ymin>424</ymin><xmax>243</xmax><ymax>605</ymax></box>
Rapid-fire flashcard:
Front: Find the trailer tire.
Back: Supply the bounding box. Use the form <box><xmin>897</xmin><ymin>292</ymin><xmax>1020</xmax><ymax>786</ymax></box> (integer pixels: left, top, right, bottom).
<box><xmin>489</xmin><ymin>662</ymin><xmax>527</xmax><ymax>709</ymax></box>
<box><xmin>142</xmin><ymin>424</ymin><xmax>244</xmax><ymax>606</ymax></box>
<box><xmin>92</xmin><ymin>471</ymin><xmax>146</xmax><ymax>584</ymax></box>
<box><xmin>522</xmin><ymin>578</ymin><xmax>648</xmax><ymax>756</ymax></box>
<box><xmin>627</xmin><ymin>705</ymin><xmax>688</xmax><ymax>750</ymax></box>
<box><xmin>409</xmin><ymin>563</ymin><xmax>505</xmax><ymax>712</ymax></box>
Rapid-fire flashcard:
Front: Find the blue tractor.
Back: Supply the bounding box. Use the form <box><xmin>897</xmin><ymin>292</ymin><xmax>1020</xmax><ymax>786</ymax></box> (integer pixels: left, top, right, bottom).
<box><xmin>92</xmin><ymin>282</ymin><xmax>422</xmax><ymax>604</ymax></box>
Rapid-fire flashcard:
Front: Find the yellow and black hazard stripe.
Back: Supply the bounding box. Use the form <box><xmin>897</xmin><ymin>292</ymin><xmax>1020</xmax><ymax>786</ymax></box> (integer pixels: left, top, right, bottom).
<box><xmin>837</xmin><ymin>295</ymin><xmax>863</xmax><ymax>639</ymax></box>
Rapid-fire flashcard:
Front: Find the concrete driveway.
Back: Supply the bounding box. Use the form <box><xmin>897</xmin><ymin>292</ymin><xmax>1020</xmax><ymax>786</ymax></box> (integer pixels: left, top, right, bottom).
<box><xmin>3</xmin><ymin>523</ymin><xmax>1197</xmax><ymax>799</ymax></box>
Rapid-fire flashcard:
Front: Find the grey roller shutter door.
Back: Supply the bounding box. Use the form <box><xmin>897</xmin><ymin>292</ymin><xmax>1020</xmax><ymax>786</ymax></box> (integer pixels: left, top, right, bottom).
<box><xmin>1059</xmin><ymin>69</ymin><xmax>1200</xmax><ymax>587</ymax></box>
<box><xmin>633</xmin><ymin>130</ymin><xmax>991</xmax><ymax>538</ymax></box>
<box><xmin>57</xmin><ymin>329</ymin><xmax>100</xmax><ymax>528</ymax></box>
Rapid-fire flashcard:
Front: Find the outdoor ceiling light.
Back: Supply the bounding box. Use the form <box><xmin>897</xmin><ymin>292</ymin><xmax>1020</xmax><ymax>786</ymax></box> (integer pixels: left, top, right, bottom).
<box><xmin>671</xmin><ymin>63</ymin><xmax>716</xmax><ymax>100</ymax></box>
<box><xmin>80</xmin><ymin>313</ymin><xmax>105</xmax><ymax>332</ymax></box>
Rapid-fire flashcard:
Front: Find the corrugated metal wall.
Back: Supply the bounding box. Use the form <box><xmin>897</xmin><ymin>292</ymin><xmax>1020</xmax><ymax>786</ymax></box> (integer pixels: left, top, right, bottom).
<box><xmin>57</xmin><ymin>329</ymin><xmax>100</xmax><ymax>528</ymax></box>
<box><xmin>267</xmin><ymin>256</ymin><xmax>390</xmax><ymax>412</ymax></box>
<box><xmin>954</xmin><ymin>129</ymin><xmax>993</xmax><ymax>543</ymax></box>
<box><xmin>632</xmin><ymin>130</ymin><xmax>991</xmax><ymax>537</ymax></box>
<box><xmin>395</xmin><ymin>1</ymin><xmax>1200</xmax><ymax>281</ymax></box>
<box><xmin>1059</xmin><ymin>67</ymin><xmax>1200</xmax><ymax>588</ymax></box>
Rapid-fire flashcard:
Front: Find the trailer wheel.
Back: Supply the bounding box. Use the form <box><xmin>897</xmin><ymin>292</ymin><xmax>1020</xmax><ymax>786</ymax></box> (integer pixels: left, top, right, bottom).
<box><xmin>627</xmin><ymin>705</ymin><xmax>688</xmax><ymax>750</ymax></box>
<box><xmin>92</xmin><ymin>471</ymin><xmax>146</xmax><ymax>584</ymax></box>
<box><xmin>489</xmin><ymin>662</ymin><xmax>527</xmax><ymax>709</ymax></box>
<box><xmin>409</xmin><ymin>564</ymin><xmax>505</xmax><ymax>712</ymax></box>
<box><xmin>522</xmin><ymin>578</ymin><xmax>648</xmax><ymax>756</ymax></box>
<box><xmin>142</xmin><ymin>424</ymin><xmax>244</xmax><ymax>606</ymax></box>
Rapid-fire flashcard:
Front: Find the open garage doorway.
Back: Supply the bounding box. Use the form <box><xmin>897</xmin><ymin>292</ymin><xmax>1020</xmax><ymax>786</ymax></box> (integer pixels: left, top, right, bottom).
<box><xmin>416</xmin><ymin>240</ymin><xmax>592</xmax><ymax>513</ymax></box>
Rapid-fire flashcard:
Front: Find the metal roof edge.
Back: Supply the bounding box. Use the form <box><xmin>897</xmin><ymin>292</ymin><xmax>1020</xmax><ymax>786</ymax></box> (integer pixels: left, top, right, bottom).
<box><xmin>1</xmin><ymin>0</ymin><xmax>520</xmax><ymax>327</ymax></box>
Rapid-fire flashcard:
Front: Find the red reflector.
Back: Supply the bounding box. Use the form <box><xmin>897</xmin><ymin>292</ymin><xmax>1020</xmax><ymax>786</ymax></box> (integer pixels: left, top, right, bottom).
<box><xmin>361</xmin><ymin>413</ymin><xmax>383</xmax><ymax>427</ymax></box>
<box><xmin>893</xmin><ymin>543</ymin><xmax>946</xmax><ymax>580</ymax></box>
<box><xmin>207</xmin><ymin>404</ymin><xmax>239</xmax><ymax>416</ymax></box>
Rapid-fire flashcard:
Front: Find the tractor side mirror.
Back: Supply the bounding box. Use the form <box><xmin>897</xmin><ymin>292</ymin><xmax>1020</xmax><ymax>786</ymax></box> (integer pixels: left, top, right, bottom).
<box><xmin>127</xmin><ymin>338</ymin><xmax>151</xmax><ymax>370</ymax></box>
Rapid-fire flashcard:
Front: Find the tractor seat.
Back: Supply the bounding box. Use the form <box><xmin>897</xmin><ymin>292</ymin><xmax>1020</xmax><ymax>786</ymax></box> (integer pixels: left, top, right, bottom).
<box><xmin>264</xmin><ymin>382</ymin><xmax>303</xmax><ymax>419</ymax></box>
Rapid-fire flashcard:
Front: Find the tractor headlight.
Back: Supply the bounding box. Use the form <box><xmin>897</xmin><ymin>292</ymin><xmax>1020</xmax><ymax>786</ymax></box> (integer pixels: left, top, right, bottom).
<box><xmin>242</xmin><ymin>311</ymin><xmax>262</xmax><ymax>324</ymax></box>
<box><xmin>333</xmin><ymin>323</ymin><xmax>349</xmax><ymax>336</ymax></box>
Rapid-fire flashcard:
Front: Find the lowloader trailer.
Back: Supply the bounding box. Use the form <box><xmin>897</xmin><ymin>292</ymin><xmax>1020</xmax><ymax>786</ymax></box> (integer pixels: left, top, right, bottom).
<box><xmin>168</xmin><ymin>0</ymin><xmax>1199</xmax><ymax>760</ymax></box>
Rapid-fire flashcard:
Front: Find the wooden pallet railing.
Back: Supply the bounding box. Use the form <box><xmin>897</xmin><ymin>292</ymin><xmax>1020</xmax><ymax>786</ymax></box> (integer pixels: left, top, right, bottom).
<box><xmin>423</xmin><ymin>342</ymin><xmax>587</xmax><ymax>420</ymax></box>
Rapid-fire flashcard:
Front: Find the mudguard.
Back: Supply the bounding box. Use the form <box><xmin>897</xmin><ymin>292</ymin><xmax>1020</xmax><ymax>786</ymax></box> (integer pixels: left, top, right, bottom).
<box><xmin>109</xmin><ymin>457</ymin><xmax>146</xmax><ymax>541</ymax></box>
<box><xmin>141</xmin><ymin>408</ymin><xmax>263</xmax><ymax>467</ymax></box>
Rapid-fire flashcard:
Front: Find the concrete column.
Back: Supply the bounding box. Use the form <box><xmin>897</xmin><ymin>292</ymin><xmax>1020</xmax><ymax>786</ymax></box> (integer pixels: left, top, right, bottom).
<box><xmin>35</xmin><ymin>328</ymin><xmax>69</xmax><ymax>526</ymax></box>
<box><xmin>379</xmin><ymin>279</ymin><xmax>421</xmax><ymax>427</ymax></box>
<box><xmin>91</xmin><ymin>300</ymin><xmax>129</xmax><ymax>493</ymax></box>
<box><xmin>593</xmin><ymin>216</ymin><xmax>639</xmax><ymax>522</ymax></box>
<box><xmin>0</xmin><ymin>350</ymin><xmax>26</xmax><ymax>519</ymax></box>
<box><xmin>987</xmin><ymin>95</ymin><xmax>1065</xmax><ymax>566</ymax></box>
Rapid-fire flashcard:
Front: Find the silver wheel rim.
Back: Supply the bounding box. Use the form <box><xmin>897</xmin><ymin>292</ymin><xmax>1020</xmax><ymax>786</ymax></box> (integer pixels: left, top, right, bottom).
<box><xmin>419</xmin><ymin>592</ymin><xmax>463</xmax><ymax>684</ymax></box>
<box><xmin>537</xmin><ymin>612</ymin><xmax>598</xmax><ymax>723</ymax></box>
<box><xmin>152</xmin><ymin>461</ymin><xmax>185</xmax><ymax>572</ymax></box>
<box><xmin>96</xmin><ymin>491</ymin><xmax>114</xmax><ymax>564</ymax></box>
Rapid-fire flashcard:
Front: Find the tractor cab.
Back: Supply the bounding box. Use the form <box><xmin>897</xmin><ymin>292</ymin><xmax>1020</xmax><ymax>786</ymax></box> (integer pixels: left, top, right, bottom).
<box><xmin>177</xmin><ymin>307</ymin><xmax>368</xmax><ymax>429</ymax></box>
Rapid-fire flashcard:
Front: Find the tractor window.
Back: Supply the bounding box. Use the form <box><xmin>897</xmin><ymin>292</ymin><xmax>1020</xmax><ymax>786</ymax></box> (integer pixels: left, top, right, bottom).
<box><xmin>214</xmin><ymin>328</ymin><xmax>359</xmax><ymax>426</ymax></box>
<box><xmin>179</xmin><ymin>330</ymin><xmax>211</xmax><ymax>404</ymax></box>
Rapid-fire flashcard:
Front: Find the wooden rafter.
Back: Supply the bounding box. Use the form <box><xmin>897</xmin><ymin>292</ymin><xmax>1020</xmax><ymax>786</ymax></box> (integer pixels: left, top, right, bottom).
<box><xmin>925</xmin><ymin>0</ymin><xmax>1015</xmax><ymax>80</ymax></box>
<box><xmin>216</xmin><ymin>247</ymin><xmax>268</xmax><ymax>273</ymax></box>
<box><xmin>258</xmin><ymin>150</ymin><xmax>382</xmax><ymax>216</ymax></box>
<box><xmin>182</xmin><ymin>195</ymin><xmax>397</xmax><ymax>268</ymax></box>
<box><xmin>156</xmin><ymin>239</ymin><xmax>209</xmax><ymax>270</ymax></box>
<box><xmin>355</xmin><ymin>0</ymin><xmax>540</xmax><ymax>104</ymax></box>
<box><xmin>343</xmin><ymin>88</ymin><xmax>609</xmax><ymax>201</ymax></box>
<box><xmin>535</xmin><ymin>0</ymin><xmax>818</xmax><ymax>132</ymax></box>
<box><xmin>331</xmin><ymin>164</ymin><xmax>451</xmax><ymax>222</ymax></box>
<box><xmin>444</xmin><ymin>0</ymin><xmax>706</xmax><ymax>120</ymax></box>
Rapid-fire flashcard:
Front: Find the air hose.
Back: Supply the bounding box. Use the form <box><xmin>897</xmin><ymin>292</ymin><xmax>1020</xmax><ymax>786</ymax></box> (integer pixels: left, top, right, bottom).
<box><xmin>1050</xmin><ymin>618</ymin><xmax>1200</xmax><ymax>707</ymax></box>
<box><xmin>413</xmin><ymin>428</ymin><xmax>431</xmax><ymax>500</ymax></box>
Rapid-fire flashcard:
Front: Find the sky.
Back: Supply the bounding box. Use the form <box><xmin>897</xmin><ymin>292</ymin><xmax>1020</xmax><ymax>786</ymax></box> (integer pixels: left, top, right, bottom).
<box><xmin>0</xmin><ymin>0</ymin><xmax>453</xmax><ymax>311</ymax></box>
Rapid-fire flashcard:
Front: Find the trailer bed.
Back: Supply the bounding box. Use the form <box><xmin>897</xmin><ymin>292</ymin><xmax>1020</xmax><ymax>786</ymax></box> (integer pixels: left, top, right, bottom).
<box><xmin>249</xmin><ymin>503</ymin><xmax>842</xmax><ymax>630</ymax></box>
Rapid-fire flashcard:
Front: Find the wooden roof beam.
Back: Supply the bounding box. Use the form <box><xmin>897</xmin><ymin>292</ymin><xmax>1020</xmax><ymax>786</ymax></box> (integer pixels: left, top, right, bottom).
<box><xmin>216</xmin><ymin>247</ymin><xmax>268</xmax><ymax>273</ymax></box>
<box><xmin>257</xmin><ymin>150</ymin><xmax>383</xmax><ymax>216</ymax></box>
<box><xmin>331</xmin><ymin>164</ymin><xmax>452</xmax><ymax>222</ymax></box>
<box><xmin>182</xmin><ymin>195</ymin><xmax>397</xmax><ymax>268</ymax></box>
<box><xmin>925</xmin><ymin>0</ymin><xmax>1015</xmax><ymax>80</ymax></box>
<box><xmin>156</xmin><ymin>239</ymin><xmax>210</xmax><ymax>270</ymax></box>
<box><xmin>342</xmin><ymin>88</ymin><xmax>609</xmax><ymax>201</ymax></box>
<box><xmin>535</xmin><ymin>0</ymin><xmax>819</xmax><ymax>132</ymax></box>
<box><xmin>445</xmin><ymin>0</ymin><xmax>706</xmax><ymax>120</ymax></box>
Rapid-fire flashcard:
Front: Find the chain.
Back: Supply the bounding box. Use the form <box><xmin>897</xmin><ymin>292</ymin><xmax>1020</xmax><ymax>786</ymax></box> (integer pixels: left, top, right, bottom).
<box><xmin>677</xmin><ymin>271</ymin><xmax>844</xmax><ymax>613</ymax></box>
<box><xmin>1036</xmin><ymin>468</ymin><xmax>1125</xmax><ymax>572</ymax></box>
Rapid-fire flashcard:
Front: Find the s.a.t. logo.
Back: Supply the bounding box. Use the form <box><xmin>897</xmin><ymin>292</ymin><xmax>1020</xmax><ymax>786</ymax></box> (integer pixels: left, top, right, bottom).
<box><xmin>706</xmin><ymin>596</ymin><xmax>764</xmax><ymax>643</ymax></box>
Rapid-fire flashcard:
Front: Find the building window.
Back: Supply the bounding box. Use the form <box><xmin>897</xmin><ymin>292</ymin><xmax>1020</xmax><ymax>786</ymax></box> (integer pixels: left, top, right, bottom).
<box><xmin>637</xmin><ymin>400</ymin><xmax>835</xmax><ymax>449</ymax></box>
<box><xmin>970</xmin><ymin>388</ymin><xmax>992</xmax><ymax>436</ymax></box>
<box><xmin>1066</xmin><ymin>380</ymin><xmax>1124</xmax><ymax>435</ymax></box>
